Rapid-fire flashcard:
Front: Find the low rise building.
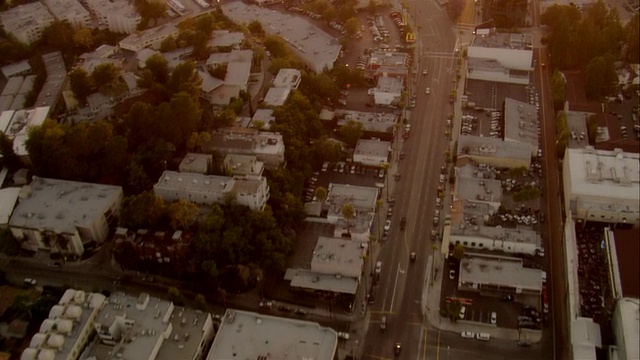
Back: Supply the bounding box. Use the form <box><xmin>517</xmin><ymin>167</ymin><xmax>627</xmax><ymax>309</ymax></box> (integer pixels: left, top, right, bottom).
<box><xmin>335</xmin><ymin>109</ymin><xmax>397</xmax><ymax>141</ymax></box>
<box><xmin>311</xmin><ymin>236</ymin><xmax>365</xmax><ymax>278</ymax></box>
<box><xmin>35</xmin><ymin>52</ymin><xmax>67</xmax><ymax>109</ymax></box>
<box><xmin>325</xmin><ymin>183</ymin><xmax>378</xmax><ymax>241</ymax></box>
<box><xmin>373</xmin><ymin>76</ymin><xmax>403</xmax><ymax>106</ymax></box>
<box><xmin>9</xmin><ymin>177</ymin><xmax>123</xmax><ymax>256</ymax></box>
<box><xmin>449</xmin><ymin>224</ymin><xmax>542</xmax><ymax>256</ymax></box>
<box><xmin>457</xmin><ymin>135</ymin><xmax>531</xmax><ymax>169</ymax></box>
<box><xmin>204</xmin><ymin>128</ymin><xmax>285</xmax><ymax>170</ymax></box>
<box><xmin>263</xmin><ymin>87</ymin><xmax>291</xmax><ymax>107</ymax></box>
<box><xmin>85</xmin><ymin>0</ymin><xmax>141</xmax><ymax>34</ymax></box>
<box><xmin>154</xmin><ymin>171</ymin><xmax>270</xmax><ymax>211</ymax></box>
<box><xmin>113</xmin><ymin>228</ymin><xmax>191</xmax><ymax>268</ymax></box>
<box><xmin>563</xmin><ymin>147</ymin><xmax>639</xmax><ymax>226</ymax></box>
<box><xmin>352</xmin><ymin>139</ymin><xmax>391</xmax><ymax>167</ymax></box>
<box><xmin>119</xmin><ymin>23</ymin><xmax>179</xmax><ymax>52</ymax></box>
<box><xmin>454</xmin><ymin>176</ymin><xmax>503</xmax><ymax>210</ymax></box>
<box><xmin>179</xmin><ymin>153</ymin><xmax>212</xmax><ymax>174</ymax></box>
<box><xmin>272</xmin><ymin>68</ymin><xmax>302</xmax><ymax>89</ymax></box>
<box><xmin>503</xmin><ymin>97</ymin><xmax>539</xmax><ymax>156</ymax></box>
<box><xmin>1</xmin><ymin>60</ymin><xmax>31</xmax><ymax>79</ymax></box>
<box><xmin>250</xmin><ymin>108</ymin><xmax>275</xmax><ymax>130</ymax></box>
<box><xmin>365</xmin><ymin>51</ymin><xmax>410</xmax><ymax>80</ymax></box>
<box><xmin>21</xmin><ymin>289</ymin><xmax>106</xmax><ymax>360</ymax></box>
<box><xmin>43</xmin><ymin>0</ymin><xmax>92</xmax><ymax>28</ymax></box>
<box><xmin>457</xmin><ymin>253</ymin><xmax>543</xmax><ymax>296</ymax></box>
<box><xmin>90</xmin><ymin>292</ymin><xmax>214</xmax><ymax>360</ymax></box>
<box><xmin>222</xmin><ymin>154</ymin><xmax>264</xmax><ymax>176</ymax></box>
<box><xmin>0</xmin><ymin>107</ymin><xmax>50</xmax><ymax>157</ymax></box>
<box><xmin>0</xmin><ymin>2</ymin><xmax>55</xmax><ymax>44</ymax></box>
<box><xmin>467</xmin><ymin>30</ymin><xmax>533</xmax><ymax>85</ymax></box>
<box><xmin>206</xmin><ymin>309</ymin><xmax>337</xmax><ymax>360</ymax></box>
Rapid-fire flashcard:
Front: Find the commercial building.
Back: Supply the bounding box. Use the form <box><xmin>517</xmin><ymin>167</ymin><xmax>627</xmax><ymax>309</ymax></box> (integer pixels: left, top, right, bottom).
<box><xmin>563</xmin><ymin>147</ymin><xmax>639</xmax><ymax>227</ymax></box>
<box><xmin>365</xmin><ymin>51</ymin><xmax>410</xmax><ymax>80</ymax></box>
<box><xmin>0</xmin><ymin>2</ymin><xmax>55</xmax><ymax>45</ymax></box>
<box><xmin>352</xmin><ymin>139</ymin><xmax>391</xmax><ymax>167</ymax></box>
<box><xmin>179</xmin><ymin>153</ymin><xmax>212</xmax><ymax>174</ymax></box>
<box><xmin>467</xmin><ymin>30</ymin><xmax>533</xmax><ymax>85</ymax></box>
<box><xmin>457</xmin><ymin>253</ymin><xmax>543</xmax><ymax>296</ymax></box>
<box><xmin>21</xmin><ymin>289</ymin><xmax>107</xmax><ymax>360</ymax></box>
<box><xmin>610</xmin><ymin>297</ymin><xmax>640</xmax><ymax>360</ymax></box>
<box><xmin>221</xmin><ymin>2</ymin><xmax>341</xmax><ymax>73</ymax></box>
<box><xmin>335</xmin><ymin>109</ymin><xmax>397</xmax><ymax>140</ymax></box>
<box><xmin>85</xmin><ymin>0</ymin><xmax>141</xmax><ymax>34</ymax></box>
<box><xmin>9</xmin><ymin>177</ymin><xmax>123</xmax><ymax>256</ymax></box>
<box><xmin>204</xmin><ymin>128</ymin><xmax>285</xmax><ymax>170</ymax></box>
<box><xmin>43</xmin><ymin>0</ymin><xmax>92</xmax><ymax>28</ymax></box>
<box><xmin>457</xmin><ymin>135</ymin><xmax>531</xmax><ymax>169</ymax></box>
<box><xmin>0</xmin><ymin>107</ymin><xmax>50</xmax><ymax>157</ymax></box>
<box><xmin>90</xmin><ymin>292</ymin><xmax>214</xmax><ymax>360</ymax></box>
<box><xmin>206</xmin><ymin>309</ymin><xmax>338</xmax><ymax>360</ymax></box>
<box><xmin>325</xmin><ymin>183</ymin><xmax>378</xmax><ymax>242</ymax></box>
<box><xmin>154</xmin><ymin>171</ymin><xmax>270</xmax><ymax>211</ymax></box>
<box><xmin>272</xmin><ymin>68</ymin><xmax>302</xmax><ymax>89</ymax></box>
<box><xmin>448</xmin><ymin>224</ymin><xmax>542</xmax><ymax>256</ymax></box>
<box><xmin>372</xmin><ymin>76</ymin><xmax>403</xmax><ymax>106</ymax></box>
<box><xmin>503</xmin><ymin>97</ymin><xmax>539</xmax><ymax>156</ymax></box>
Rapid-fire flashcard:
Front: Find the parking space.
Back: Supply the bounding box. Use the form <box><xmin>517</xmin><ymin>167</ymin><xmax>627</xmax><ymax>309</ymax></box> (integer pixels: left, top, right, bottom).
<box><xmin>303</xmin><ymin>161</ymin><xmax>388</xmax><ymax>203</ymax></box>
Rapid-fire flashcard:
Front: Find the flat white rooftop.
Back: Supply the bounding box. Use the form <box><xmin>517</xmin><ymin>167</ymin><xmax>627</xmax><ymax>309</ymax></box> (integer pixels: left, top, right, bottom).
<box><xmin>459</xmin><ymin>253</ymin><xmax>543</xmax><ymax>291</ymax></box>
<box><xmin>206</xmin><ymin>309</ymin><xmax>338</xmax><ymax>360</ymax></box>
<box><xmin>336</xmin><ymin>109</ymin><xmax>397</xmax><ymax>133</ymax></box>
<box><xmin>326</xmin><ymin>183</ymin><xmax>378</xmax><ymax>213</ymax></box>
<box><xmin>354</xmin><ymin>139</ymin><xmax>392</xmax><ymax>158</ymax></box>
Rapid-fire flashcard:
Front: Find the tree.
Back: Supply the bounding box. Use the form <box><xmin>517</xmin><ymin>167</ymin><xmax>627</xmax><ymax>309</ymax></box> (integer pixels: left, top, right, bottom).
<box><xmin>41</xmin><ymin>21</ymin><xmax>75</xmax><ymax>53</ymax></box>
<box><xmin>314</xmin><ymin>187</ymin><xmax>328</xmax><ymax>202</ymax></box>
<box><xmin>167</xmin><ymin>286</ymin><xmax>184</xmax><ymax>304</ymax></box>
<box><xmin>144</xmin><ymin>53</ymin><xmax>170</xmax><ymax>85</ymax></box>
<box><xmin>342</xmin><ymin>203</ymin><xmax>356</xmax><ymax>235</ymax></box>
<box><xmin>452</xmin><ymin>243</ymin><xmax>465</xmax><ymax>260</ymax></box>
<box><xmin>264</xmin><ymin>36</ymin><xmax>289</xmax><ymax>58</ymax></box>
<box><xmin>120</xmin><ymin>191</ymin><xmax>166</xmax><ymax>229</ymax></box>
<box><xmin>0</xmin><ymin>228</ymin><xmax>21</xmax><ymax>256</ymax></box>
<box><xmin>195</xmin><ymin>13</ymin><xmax>215</xmax><ymax>37</ymax></box>
<box><xmin>68</xmin><ymin>68</ymin><xmax>94</xmax><ymax>103</ymax></box>
<box><xmin>195</xmin><ymin>294</ymin><xmax>208</xmax><ymax>310</ymax></box>
<box><xmin>586</xmin><ymin>115</ymin><xmax>598</xmax><ymax>144</ymax></box>
<box><xmin>624</xmin><ymin>14</ymin><xmax>639</xmax><ymax>63</ymax></box>
<box><xmin>339</xmin><ymin>120</ymin><xmax>363</xmax><ymax>147</ymax></box>
<box><xmin>551</xmin><ymin>70</ymin><xmax>566</xmax><ymax>112</ymax></box>
<box><xmin>166</xmin><ymin>199</ymin><xmax>199</xmax><ymax>230</ymax></box>
<box><xmin>73</xmin><ymin>27</ymin><xmax>94</xmax><ymax>51</ymax></box>
<box><xmin>555</xmin><ymin>111</ymin><xmax>570</xmax><ymax>158</ymax></box>
<box><xmin>160</xmin><ymin>35</ymin><xmax>177</xmax><ymax>52</ymax></box>
<box><xmin>585</xmin><ymin>54</ymin><xmax>616</xmax><ymax>100</ymax></box>
<box><xmin>91</xmin><ymin>63</ymin><xmax>120</xmax><ymax>94</ymax></box>
<box><xmin>167</xmin><ymin>61</ymin><xmax>201</xmax><ymax>100</ymax></box>
<box><xmin>344</xmin><ymin>17</ymin><xmax>360</xmax><ymax>37</ymax></box>
<box><xmin>447</xmin><ymin>300</ymin><xmax>462</xmax><ymax>321</ymax></box>
<box><xmin>248</xmin><ymin>20</ymin><xmax>265</xmax><ymax>37</ymax></box>
<box><xmin>187</xmin><ymin>131</ymin><xmax>211</xmax><ymax>152</ymax></box>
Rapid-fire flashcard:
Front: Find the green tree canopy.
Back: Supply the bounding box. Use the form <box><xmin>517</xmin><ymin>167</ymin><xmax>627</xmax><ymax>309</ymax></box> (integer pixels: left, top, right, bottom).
<box><xmin>68</xmin><ymin>68</ymin><xmax>94</xmax><ymax>103</ymax></box>
<box><xmin>120</xmin><ymin>191</ymin><xmax>166</xmax><ymax>229</ymax></box>
<box><xmin>339</xmin><ymin>120</ymin><xmax>364</xmax><ymax>147</ymax></box>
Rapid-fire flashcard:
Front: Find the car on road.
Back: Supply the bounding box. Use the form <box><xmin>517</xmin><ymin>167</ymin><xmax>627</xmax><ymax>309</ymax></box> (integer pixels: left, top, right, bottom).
<box><xmin>502</xmin><ymin>294</ymin><xmax>514</xmax><ymax>302</ymax></box>
<box><xmin>399</xmin><ymin>151</ymin><xmax>405</xmax><ymax>160</ymax></box>
<box><xmin>378</xmin><ymin>169</ymin><xmax>385</xmax><ymax>178</ymax></box>
<box><xmin>400</xmin><ymin>217</ymin><xmax>406</xmax><ymax>230</ymax></box>
<box><xmin>387</xmin><ymin>207</ymin><xmax>393</xmax><ymax>217</ymax></box>
<box><xmin>476</xmin><ymin>333</ymin><xmax>491</xmax><ymax>341</ymax></box>
<box><xmin>375</xmin><ymin>261</ymin><xmax>382</xmax><ymax>274</ymax></box>
<box><xmin>449</xmin><ymin>270</ymin><xmax>456</xmax><ymax>280</ymax></box>
<box><xmin>23</xmin><ymin>278</ymin><xmax>37</xmax><ymax>286</ymax></box>
<box><xmin>410</xmin><ymin>252</ymin><xmax>416</xmax><ymax>262</ymax></box>
<box><xmin>338</xmin><ymin>331</ymin><xmax>350</xmax><ymax>340</ymax></box>
<box><xmin>491</xmin><ymin>311</ymin><xmax>497</xmax><ymax>325</ymax></box>
<box><xmin>394</xmin><ymin>343</ymin><xmax>402</xmax><ymax>355</ymax></box>
<box><xmin>435</xmin><ymin>197</ymin><xmax>442</xmax><ymax>208</ymax></box>
<box><xmin>459</xmin><ymin>306</ymin><xmax>466</xmax><ymax>319</ymax></box>
<box><xmin>461</xmin><ymin>331</ymin><xmax>475</xmax><ymax>339</ymax></box>
<box><xmin>384</xmin><ymin>220</ymin><xmax>391</xmax><ymax>231</ymax></box>
<box><xmin>380</xmin><ymin>315</ymin><xmax>387</xmax><ymax>330</ymax></box>
<box><xmin>321</xmin><ymin>161</ymin><xmax>329</xmax><ymax>172</ymax></box>
<box><xmin>439</xmin><ymin>174</ymin><xmax>445</xmax><ymax>184</ymax></box>
<box><xmin>425</xmin><ymin>87</ymin><xmax>431</xmax><ymax>94</ymax></box>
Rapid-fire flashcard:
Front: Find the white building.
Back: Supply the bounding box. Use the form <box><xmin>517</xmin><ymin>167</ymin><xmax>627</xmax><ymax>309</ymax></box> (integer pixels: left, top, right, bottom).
<box><xmin>119</xmin><ymin>23</ymin><xmax>179</xmax><ymax>51</ymax></box>
<box><xmin>85</xmin><ymin>0</ymin><xmax>141</xmax><ymax>34</ymax></box>
<box><xmin>35</xmin><ymin>52</ymin><xmax>67</xmax><ymax>109</ymax></box>
<box><xmin>563</xmin><ymin>147</ymin><xmax>640</xmax><ymax>227</ymax></box>
<box><xmin>206</xmin><ymin>309</ymin><xmax>337</xmax><ymax>360</ymax></box>
<box><xmin>311</xmin><ymin>236</ymin><xmax>365</xmax><ymax>278</ymax></box>
<box><xmin>611</xmin><ymin>297</ymin><xmax>640</xmax><ymax>360</ymax></box>
<box><xmin>0</xmin><ymin>2</ymin><xmax>55</xmax><ymax>45</ymax></box>
<box><xmin>1</xmin><ymin>60</ymin><xmax>32</xmax><ymax>78</ymax></box>
<box><xmin>458</xmin><ymin>253</ymin><xmax>543</xmax><ymax>296</ymax></box>
<box><xmin>9</xmin><ymin>177</ymin><xmax>123</xmax><ymax>256</ymax></box>
<box><xmin>272</xmin><ymin>68</ymin><xmax>302</xmax><ymax>89</ymax></box>
<box><xmin>325</xmin><ymin>183</ymin><xmax>378</xmax><ymax>242</ymax></box>
<box><xmin>335</xmin><ymin>109</ymin><xmax>397</xmax><ymax>137</ymax></box>
<box><xmin>154</xmin><ymin>171</ymin><xmax>270</xmax><ymax>211</ymax></box>
<box><xmin>352</xmin><ymin>139</ymin><xmax>391</xmax><ymax>167</ymax></box>
<box><xmin>263</xmin><ymin>87</ymin><xmax>291</xmax><ymax>107</ymax></box>
<box><xmin>43</xmin><ymin>0</ymin><xmax>92</xmax><ymax>28</ymax></box>
<box><xmin>222</xmin><ymin>154</ymin><xmax>264</xmax><ymax>176</ymax></box>
<box><xmin>21</xmin><ymin>289</ymin><xmax>106</xmax><ymax>360</ymax></box>
<box><xmin>0</xmin><ymin>107</ymin><xmax>50</xmax><ymax>157</ymax></box>
<box><xmin>373</xmin><ymin>76</ymin><xmax>403</xmax><ymax>106</ymax></box>
<box><xmin>91</xmin><ymin>292</ymin><xmax>214</xmax><ymax>360</ymax></box>
<box><xmin>449</xmin><ymin>224</ymin><xmax>542</xmax><ymax>256</ymax></box>
<box><xmin>467</xmin><ymin>30</ymin><xmax>534</xmax><ymax>85</ymax></box>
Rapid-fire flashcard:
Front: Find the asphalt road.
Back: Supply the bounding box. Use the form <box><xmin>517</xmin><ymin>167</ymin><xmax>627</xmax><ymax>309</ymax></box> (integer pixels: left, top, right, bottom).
<box><xmin>361</xmin><ymin>0</ymin><xmax>457</xmax><ymax>358</ymax></box>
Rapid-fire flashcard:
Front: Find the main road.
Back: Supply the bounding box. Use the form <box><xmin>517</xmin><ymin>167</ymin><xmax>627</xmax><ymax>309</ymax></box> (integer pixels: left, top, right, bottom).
<box><xmin>361</xmin><ymin>0</ymin><xmax>458</xmax><ymax>358</ymax></box>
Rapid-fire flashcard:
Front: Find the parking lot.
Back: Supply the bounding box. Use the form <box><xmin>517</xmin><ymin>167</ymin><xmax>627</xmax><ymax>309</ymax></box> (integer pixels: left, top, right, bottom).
<box><xmin>302</xmin><ymin>161</ymin><xmax>388</xmax><ymax>203</ymax></box>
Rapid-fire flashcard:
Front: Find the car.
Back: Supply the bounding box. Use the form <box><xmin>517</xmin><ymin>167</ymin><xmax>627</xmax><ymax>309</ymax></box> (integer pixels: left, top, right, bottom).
<box><xmin>431</xmin><ymin>229</ymin><xmax>438</xmax><ymax>240</ymax></box>
<box><xmin>394</xmin><ymin>173</ymin><xmax>401</xmax><ymax>181</ymax></box>
<box><xmin>435</xmin><ymin>198</ymin><xmax>442</xmax><ymax>208</ymax></box>
<box><xmin>439</xmin><ymin>174</ymin><xmax>445</xmax><ymax>184</ymax></box>
<box><xmin>350</xmin><ymin>165</ymin><xmax>356</xmax><ymax>174</ymax></box>
<box><xmin>425</xmin><ymin>87</ymin><xmax>431</xmax><ymax>94</ymax></box>
<box><xmin>461</xmin><ymin>331</ymin><xmax>475</xmax><ymax>339</ymax></box>
<box><xmin>378</xmin><ymin>169</ymin><xmax>385</xmax><ymax>178</ymax></box>
<box><xmin>259</xmin><ymin>299</ymin><xmax>275</xmax><ymax>309</ymax></box>
<box><xmin>433</xmin><ymin>216</ymin><xmax>439</xmax><ymax>226</ymax></box>
<box><xmin>410</xmin><ymin>252</ymin><xmax>416</xmax><ymax>262</ymax></box>
<box><xmin>382</xmin><ymin>232</ymin><xmax>389</xmax><ymax>242</ymax></box>
<box><xmin>399</xmin><ymin>151</ymin><xmax>405</xmax><ymax>160</ymax></box>
<box><xmin>423</xmin><ymin>69</ymin><xmax>428</xmax><ymax>75</ymax></box>
<box><xmin>394</xmin><ymin>343</ymin><xmax>402</xmax><ymax>355</ymax></box>
<box><xmin>459</xmin><ymin>306</ymin><xmax>466</xmax><ymax>319</ymax></box>
<box><xmin>294</xmin><ymin>308</ymin><xmax>308</xmax><ymax>316</ymax></box>
<box><xmin>23</xmin><ymin>278</ymin><xmax>37</xmax><ymax>286</ymax></box>
<box><xmin>384</xmin><ymin>220</ymin><xmax>391</xmax><ymax>231</ymax></box>
<box><xmin>321</xmin><ymin>162</ymin><xmax>329</xmax><ymax>172</ymax></box>
<box><xmin>375</xmin><ymin>261</ymin><xmax>383</xmax><ymax>274</ymax></box>
<box><xmin>337</xmin><ymin>331</ymin><xmax>350</xmax><ymax>340</ymax></box>
<box><xmin>387</xmin><ymin>207</ymin><xmax>393</xmax><ymax>217</ymax></box>
<box><xmin>449</xmin><ymin>270</ymin><xmax>456</xmax><ymax>280</ymax></box>
<box><xmin>476</xmin><ymin>333</ymin><xmax>490</xmax><ymax>341</ymax></box>
<box><xmin>380</xmin><ymin>315</ymin><xmax>387</xmax><ymax>330</ymax></box>
<box><xmin>491</xmin><ymin>312</ymin><xmax>497</xmax><ymax>325</ymax></box>
<box><xmin>502</xmin><ymin>294</ymin><xmax>514</xmax><ymax>302</ymax></box>
<box><xmin>400</xmin><ymin>217</ymin><xmax>406</xmax><ymax>230</ymax></box>
<box><xmin>541</xmin><ymin>271</ymin><xmax>547</xmax><ymax>282</ymax></box>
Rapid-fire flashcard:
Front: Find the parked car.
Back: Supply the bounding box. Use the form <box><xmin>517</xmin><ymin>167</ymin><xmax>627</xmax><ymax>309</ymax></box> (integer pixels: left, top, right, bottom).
<box><xmin>410</xmin><ymin>252</ymin><xmax>416</xmax><ymax>262</ymax></box>
<box><xmin>459</xmin><ymin>306</ymin><xmax>466</xmax><ymax>319</ymax></box>
<box><xmin>461</xmin><ymin>331</ymin><xmax>475</xmax><ymax>339</ymax></box>
<box><xmin>384</xmin><ymin>220</ymin><xmax>391</xmax><ymax>231</ymax></box>
<box><xmin>449</xmin><ymin>270</ymin><xmax>456</xmax><ymax>280</ymax></box>
<box><xmin>394</xmin><ymin>343</ymin><xmax>402</xmax><ymax>355</ymax></box>
<box><xmin>491</xmin><ymin>312</ymin><xmax>497</xmax><ymax>325</ymax></box>
<box><xmin>23</xmin><ymin>278</ymin><xmax>37</xmax><ymax>286</ymax></box>
<box><xmin>425</xmin><ymin>87</ymin><xmax>431</xmax><ymax>94</ymax></box>
<box><xmin>476</xmin><ymin>333</ymin><xmax>490</xmax><ymax>341</ymax></box>
<box><xmin>400</xmin><ymin>217</ymin><xmax>406</xmax><ymax>230</ymax></box>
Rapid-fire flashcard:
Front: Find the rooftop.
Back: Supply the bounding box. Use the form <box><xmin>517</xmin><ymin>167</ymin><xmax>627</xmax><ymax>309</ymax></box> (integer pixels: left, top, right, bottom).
<box><xmin>85</xmin><ymin>0</ymin><xmax>140</xmax><ymax>19</ymax></box>
<box><xmin>35</xmin><ymin>52</ymin><xmax>66</xmax><ymax>108</ymax></box>
<box><xmin>375</xmin><ymin>76</ymin><xmax>403</xmax><ymax>94</ymax></box>
<box><xmin>155</xmin><ymin>171</ymin><xmax>233</xmax><ymax>194</ymax></box>
<box><xmin>450</xmin><ymin>223</ymin><xmax>542</xmax><ymax>247</ymax></box>
<box><xmin>223</xmin><ymin>154</ymin><xmax>264</xmax><ymax>176</ymax></box>
<box><xmin>1</xmin><ymin>107</ymin><xmax>50</xmax><ymax>156</ymax></box>
<box><xmin>206</xmin><ymin>309</ymin><xmax>338</xmax><ymax>360</ymax></box>
<box><xmin>335</xmin><ymin>109</ymin><xmax>397</xmax><ymax>133</ymax></box>
<box><xmin>42</xmin><ymin>0</ymin><xmax>90</xmax><ymax>24</ymax></box>
<box><xmin>311</xmin><ymin>236</ymin><xmax>366</xmax><ymax>277</ymax></box>
<box><xmin>459</xmin><ymin>253</ymin><xmax>543</xmax><ymax>291</ymax></box>
<box><xmin>9</xmin><ymin>177</ymin><xmax>123</xmax><ymax>235</ymax></box>
<box><xmin>206</xmin><ymin>49</ymin><xmax>253</xmax><ymax>67</ymax></box>
<box><xmin>221</xmin><ymin>1</ymin><xmax>341</xmax><ymax>73</ymax></box>
<box><xmin>369</xmin><ymin>51</ymin><xmax>409</xmax><ymax>67</ymax></box>
<box><xmin>1</xmin><ymin>77</ymin><xmax>24</xmax><ymax>97</ymax></box>
<box><xmin>264</xmin><ymin>87</ymin><xmax>291</xmax><ymax>106</ymax></box>
<box><xmin>286</xmin><ymin>268</ymin><xmax>360</xmax><ymax>294</ymax></box>
<box><xmin>503</xmin><ymin>97</ymin><xmax>539</xmax><ymax>152</ymax></box>
<box><xmin>353</xmin><ymin>139</ymin><xmax>392</xmax><ymax>158</ymax></box>
<box><xmin>250</xmin><ymin>108</ymin><xmax>275</xmax><ymax>129</ymax></box>
<box><xmin>1</xmin><ymin>60</ymin><xmax>31</xmax><ymax>78</ymax></box>
<box><xmin>565</xmin><ymin>147</ymin><xmax>640</xmax><ymax>202</ymax></box>
<box><xmin>0</xmin><ymin>187</ymin><xmax>20</xmax><ymax>225</ymax></box>
<box><xmin>179</xmin><ymin>153</ymin><xmax>212</xmax><ymax>174</ymax></box>
<box><xmin>209</xmin><ymin>30</ymin><xmax>245</xmax><ymax>48</ymax></box>
<box><xmin>119</xmin><ymin>23</ymin><xmax>178</xmax><ymax>50</ymax></box>
<box><xmin>470</xmin><ymin>31</ymin><xmax>532</xmax><ymax>50</ymax></box>
<box><xmin>455</xmin><ymin>177</ymin><xmax>503</xmax><ymax>204</ymax></box>
<box><xmin>0</xmin><ymin>2</ymin><xmax>54</xmax><ymax>36</ymax></box>
<box><xmin>457</xmin><ymin>135</ymin><xmax>532</xmax><ymax>162</ymax></box>
<box><xmin>565</xmin><ymin>111</ymin><xmax>590</xmax><ymax>148</ymax></box>
<box><xmin>272</xmin><ymin>68</ymin><xmax>302</xmax><ymax>89</ymax></box>
<box><xmin>326</xmin><ymin>183</ymin><xmax>379</xmax><ymax>213</ymax></box>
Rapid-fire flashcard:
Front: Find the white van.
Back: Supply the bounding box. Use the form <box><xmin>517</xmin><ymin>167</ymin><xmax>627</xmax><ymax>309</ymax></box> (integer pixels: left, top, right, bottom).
<box><xmin>476</xmin><ymin>333</ymin><xmax>490</xmax><ymax>341</ymax></box>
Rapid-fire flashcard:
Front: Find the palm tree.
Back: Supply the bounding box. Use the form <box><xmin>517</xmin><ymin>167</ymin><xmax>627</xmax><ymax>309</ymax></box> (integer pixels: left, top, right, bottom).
<box><xmin>342</xmin><ymin>203</ymin><xmax>356</xmax><ymax>236</ymax></box>
<box><xmin>452</xmin><ymin>243</ymin><xmax>465</xmax><ymax>260</ymax></box>
<box><xmin>314</xmin><ymin>187</ymin><xmax>328</xmax><ymax>203</ymax></box>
